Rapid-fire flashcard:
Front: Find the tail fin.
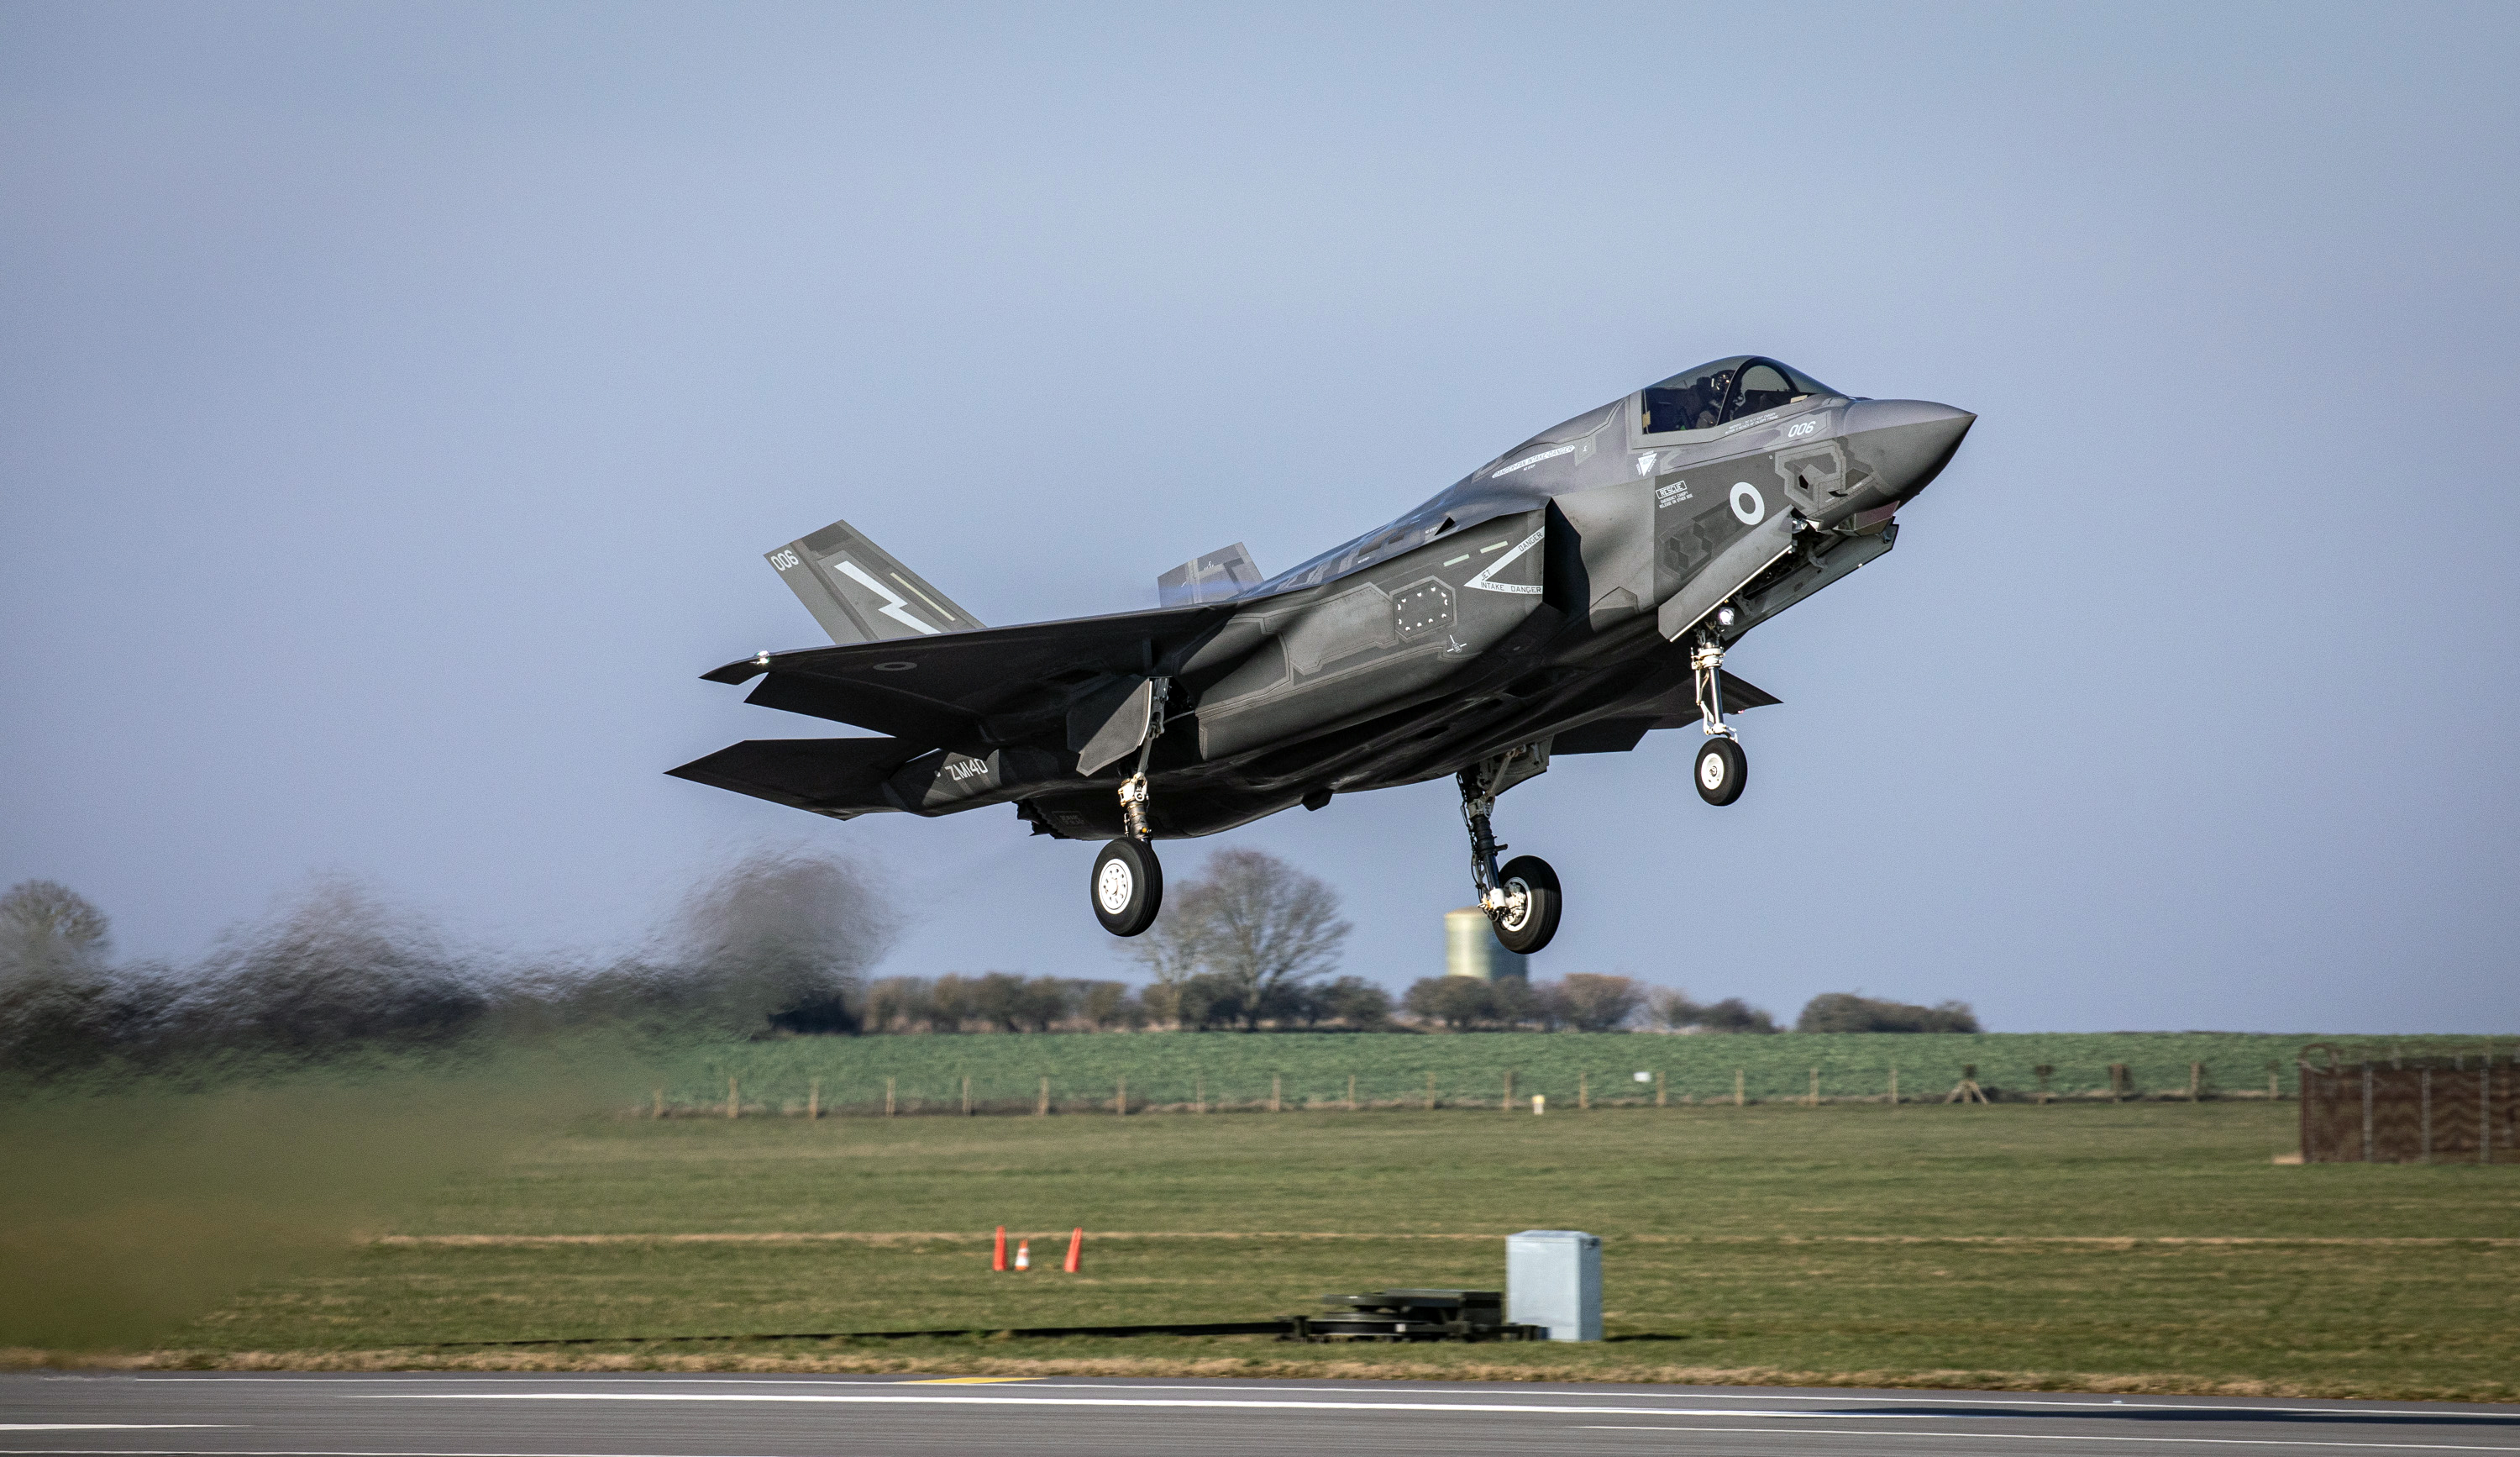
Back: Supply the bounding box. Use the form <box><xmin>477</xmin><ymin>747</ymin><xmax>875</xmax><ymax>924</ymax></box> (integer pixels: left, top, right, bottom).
<box><xmin>767</xmin><ymin>519</ymin><xmax>984</xmax><ymax>645</ymax></box>
<box><xmin>1156</xmin><ymin>541</ymin><xmax>1263</xmax><ymax>607</ymax></box>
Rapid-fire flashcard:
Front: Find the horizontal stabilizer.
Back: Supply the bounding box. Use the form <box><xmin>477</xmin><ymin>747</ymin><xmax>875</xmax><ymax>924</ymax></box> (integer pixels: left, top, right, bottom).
<box><xmin>769</xmin><ymin>519</ymin><xmax>984</xmax><ymax>646</ymax></box>
<box><xmin>665</xmin><ymin>737</ymin><xmax>922</xmax><ymax>818</ymax></box>
<box><xmin>1157</xmin><ymin>542</ymin><xmax>1262</xmax><ymax>608</ymax></box>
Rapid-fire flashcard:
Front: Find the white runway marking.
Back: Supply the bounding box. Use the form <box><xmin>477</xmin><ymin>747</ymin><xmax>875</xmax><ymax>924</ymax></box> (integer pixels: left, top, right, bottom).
<box><xmin>1587</xmin><ymin>1427</ymin><xmax>2520</xmax><ymax>1452</ymax></box>
<box><xmin>354</xmin><ymin>1391</ymin><xmax>1979</xmax><ymax>1417</ymax></box>
<box><xmin>101</xmin><ymin>1375</ymin><xmax>2489</xmax><ymax>1424</ymax></box>
<box><xmin>0</xmin><ymin>1428</ymin><xmax>225</xmax><ymax>1433</ymax></box>
<box><xmin>343</xmin><ymin>1391</ymin><xmax>2520</xmax><ymax>1441</ymax></box>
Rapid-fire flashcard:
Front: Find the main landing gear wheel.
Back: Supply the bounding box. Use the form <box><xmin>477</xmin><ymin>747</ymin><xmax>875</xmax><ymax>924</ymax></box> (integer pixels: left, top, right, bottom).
<box><xmin>1492</xmin><ymin>855</ymin><xmax>1562</xmax><ymax>955</ymax></box>
<box><xmin>1090</xmin><ymin>839</ymin><xmax>1163</xmax><ymax>937</ymax></box>
<box><xmin>1694</xmin><ymin>737</ymin><xmax>1747</xmax><ymax>807</ymax></box>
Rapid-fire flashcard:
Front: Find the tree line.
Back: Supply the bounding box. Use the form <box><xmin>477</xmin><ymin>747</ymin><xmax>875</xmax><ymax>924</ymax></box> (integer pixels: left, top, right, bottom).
<box><xmin>1</xmin><ymin>845</ymin><xmax>1974</xmax><ymax>1076</ymax></box>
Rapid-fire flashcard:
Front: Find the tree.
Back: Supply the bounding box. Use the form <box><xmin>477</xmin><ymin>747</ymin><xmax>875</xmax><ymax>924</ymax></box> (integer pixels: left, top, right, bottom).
<box><xmin>1795</xmin><ymin>992</ymin><xmax>1980</xmax><ymax>1034</ymax></box>
<box><xmin>1697</xmin><ymin>997</ymin><xmax>1780</xmax><ymax>1034</ymax></box>
<box><xmin>1554</xmin><ymin>973</ymin><xmax>1645</xmax><ymax>1032</ymax></box>
<box><xmin>1314</xmin><ymin>975</ymin><xmax>1394</xmax><ymax>1029</ymax></box>
<box><xmin>1074</xmin><ymin>979</ymin><xmax>1143</xmax><ymax>1030</ymax></box>
<box><xmin>0</xmin><ymin>880</ymin><xmax>120</xmax><ymax>1070</ymax></box>
<box><xmin>672</xmin><ymin>850</ymin><xmax>896</xmax><ymax>1036</ymax></box>
<box><xmin>1119</xmin><ymin>848</ymin><xmax>1350</xmax><ymax>1030</ymax></box>
<box><xmin>1645</xmin><ymin>986</ymin><xmax>1705</xmax><ymax>1031</ymax></box>
<box><xmin>1641</xmin><ymin>986</ymin><xmax>1777</xmax><ymax>1034</ymax></box>
<box><xmin>181</xmin><ymin>874</ymin><xmax>487</xmax><ymax>1052</ymax></box>
<box><xmin>0</xmin><ymin>880</ymin><xmax>112</xmax><ymax>983</ymax></box>
<box><xmin>1403</xmin><ymin>976</ymin><xmax>1503</xmax><ymax>1031</ymax></box>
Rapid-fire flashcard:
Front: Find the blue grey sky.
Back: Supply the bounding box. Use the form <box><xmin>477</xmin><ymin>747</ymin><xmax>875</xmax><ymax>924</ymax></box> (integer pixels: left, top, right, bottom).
<box><xmin>5</xmin><ymin>3</ymin><xmax>2514</xmax><ymax>1032</ymax></box>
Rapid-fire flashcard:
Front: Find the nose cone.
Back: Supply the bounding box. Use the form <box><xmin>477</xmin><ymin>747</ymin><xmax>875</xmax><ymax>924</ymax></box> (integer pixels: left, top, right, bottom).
<box><xmin>1842</xmin><ymin>399</ymin><xmax>1975</xmax><ymax>504</ymax></box>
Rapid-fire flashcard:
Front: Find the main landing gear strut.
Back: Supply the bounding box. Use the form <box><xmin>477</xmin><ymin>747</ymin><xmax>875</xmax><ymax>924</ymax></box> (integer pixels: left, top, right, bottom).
<box><xmin>1090</xmin><ymin>680</ymin><xmax>1168</xmax><ymax>938</ymax></box>
<box><xmin>1691</xmin><ymin>630</ymin><xmax>1748</xmax><ymax>807</ymax></box>
<box><xmin>1459</xmin><ymin>745</ymin><xmax>1562</xmax><ymax>955</ymax></box>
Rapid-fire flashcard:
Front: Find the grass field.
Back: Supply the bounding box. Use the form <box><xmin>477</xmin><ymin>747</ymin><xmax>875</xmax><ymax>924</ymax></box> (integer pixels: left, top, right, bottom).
<box><xmin>651</xmin><ymin>1030</ymin><xmax>2503</xmax><ymax>1114</ymax></box>
<box><xmin>75</xmin><ymin>1097</ymin><xmax>2520</xmax><ymax>1400</ymax></box>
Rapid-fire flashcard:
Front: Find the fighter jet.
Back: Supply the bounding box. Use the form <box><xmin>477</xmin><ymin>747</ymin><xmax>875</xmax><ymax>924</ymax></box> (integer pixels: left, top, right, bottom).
<box><xmin>670</xmin><ymin>355</ymin><xmax>1972</xmax><ymax>954</ymax></box>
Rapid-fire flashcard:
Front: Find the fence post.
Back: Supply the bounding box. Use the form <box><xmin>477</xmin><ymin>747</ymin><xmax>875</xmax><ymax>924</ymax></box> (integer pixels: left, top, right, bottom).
<box><xmin>1503</xmin><ymin>1070</ymin><xmax>1514</xmax><ymax>1112</ymax></box>
<box><xmin>2187</xmin><ymin>1063</ymin><xmax>2201</xmax><ymax>1102</ymax></box>
<box><xmin>1271</xmin><ymin>1073</ymin><xmax>1282</xmax><ymax>1112</ymax></box>
<box><xmin>2362</xmin><ymin>1062</ymin><xmax>2375</xmax><ymax>1163</ymax></box>
<box><xmin>1888</xmin><ymin>1067</ymin><xmax>1898</xmax><ymax>1107</ymax></box>
<box><xmin>2421</xmin><ymin>1067</ymin><xmax>2433</xmax><ymax>1163</ymax></box>
<box><xmin>1735</xmin><ymin>1068</ymin><xmax>1745</xmax><ymax>1107</ymax></box>
<box><xmin>1195</xmin><ymin>1073</ymin><xmax>1205</xmax><ymax>1113</ymax></box>
<box><xmin>1656</xmin><ymin>1070</ymin><xmax>1666</xmax><ymax>1108</ymax></box>
<box><xmin>1038</xmin><ymin>1076</ymin><xmax>1050</xmax><ymax>1117</ymax></box>
<box><xmin>1118</xmin><ymin>1074</ymin><xmax>1128</xmax><ymax>1116</ymax></box>
<box><xmin>885</xmin><ymin>1076</ymin><xmax>896</xmax><ymax>1118</ymax></box>
<box><xmin>963</xmin><ymin>1075</ymin><xmax>973</xmax><ymax>1117</ymax></box>
<box><xmin>1579</xmin><ymin>1072</ymin><xmax>1588</xmax><ymax>1111</ymax></box>
<box><xmin>728</xmin><ymin>1077</ymin><xmax>739</xmax><ymax>1120</ymax></box>
<box><xmin>653</xmin><ymin>1087</ymin><xmax>664</xmax><ymax>1119</ymax></box>
<box><xmin>2034</xmin><ymin>1065</ymin><xmax>2053</xmax><ymax>1105</ymax></box>
<box><xmin>808</xmin><ymin>1078</ymin><xmax>820</xmax><ymax>1121</ymax></box>
<box><xmin>2485</xmin><ymin>1065</ymin><xmax>2493</xmax><ymax>1166</ymax></box>
<box><xmin>1349</xmin><ymin>1073</ymin><xmax>1357</xmax><ymax>1112</ymax></box>
<box><xmin>1809</xmin><ymin>1068</ymin><xmax>1819</xmax><ymax>1108</ymax></box>
<box><xmin>1426</xmin><ymin>1070</ymin><xmax>1436</xmax><ymax>1111</ymax></box>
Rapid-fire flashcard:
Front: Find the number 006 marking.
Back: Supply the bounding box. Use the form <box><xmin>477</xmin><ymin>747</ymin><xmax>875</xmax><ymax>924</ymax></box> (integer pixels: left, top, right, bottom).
<box><xmin>769</xmin><ymin>550</ymin><xmax>801</xmax><ymax>571</ymax></box>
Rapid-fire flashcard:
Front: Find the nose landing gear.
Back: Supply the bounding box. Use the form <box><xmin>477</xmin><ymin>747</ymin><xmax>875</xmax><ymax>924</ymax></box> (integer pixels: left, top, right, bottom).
<box><xmin>1459</xmin><ymin>744</ymin><xmax>1562</xmax><ymax>955</ymax></box>
<box><xmin>1691</xmin><ymin>634</ymin><xmax>1748</xmax><ymax>807</ymax></box>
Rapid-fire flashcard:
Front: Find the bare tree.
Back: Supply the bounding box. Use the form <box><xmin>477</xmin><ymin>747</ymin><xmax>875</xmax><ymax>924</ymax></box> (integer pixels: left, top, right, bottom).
<box><xmin>671</xmin><ymin>849</ymin><xmax>897</xmax><ymax>1036</ymax></box>
<box><xmin>1128</xmin><ymin>848</ymin><xmax>1350</xmax><ymax>1030</ymax></box>
<box><xmin>1554</xmin><ymin>973</ymin><xmax>1646</xmax><ymax>1032</ymax></box>
<box><xmin>0</xmin><ymin>880</ymin><xmax>112</xmax><ymax>985</ymax></box>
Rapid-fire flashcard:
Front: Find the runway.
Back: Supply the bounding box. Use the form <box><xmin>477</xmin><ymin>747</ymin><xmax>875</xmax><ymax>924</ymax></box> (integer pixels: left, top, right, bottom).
<box><xmin>5</xmin><ymin>1372</ymin><xmax>2516</xmax><ymax>1457</ymax></box>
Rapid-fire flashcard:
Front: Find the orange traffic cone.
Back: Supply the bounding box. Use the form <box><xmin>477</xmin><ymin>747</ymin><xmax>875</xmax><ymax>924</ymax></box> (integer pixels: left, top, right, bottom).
<box><xmin>1063</xmin><ymin>1227</ymin><xmax>1084</xmax><ymax>1273</ymax></box>
<box><xmin>1014</xmin><ymin>1239</ymin><xmax>1031</xmax><ymax>1271</ymax></box>
<box><xmin>992</xmin><ymin>1226</ymin><xmax>1007</xmax><ymax>1272</ymax></box>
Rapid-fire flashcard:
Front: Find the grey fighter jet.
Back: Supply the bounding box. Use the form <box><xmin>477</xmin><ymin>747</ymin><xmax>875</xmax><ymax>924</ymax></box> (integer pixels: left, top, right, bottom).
<box><xmin>671</xmin><ymin>356</ymin><xmax>1972</xmax><ymax>953</ymax></box>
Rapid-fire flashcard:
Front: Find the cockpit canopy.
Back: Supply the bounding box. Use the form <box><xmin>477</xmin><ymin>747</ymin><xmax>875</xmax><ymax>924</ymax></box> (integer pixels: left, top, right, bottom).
<box><xmin>1641</xmin><ymin>356</ymin><xmax>1836</xmax><ymax>435</ymax></box>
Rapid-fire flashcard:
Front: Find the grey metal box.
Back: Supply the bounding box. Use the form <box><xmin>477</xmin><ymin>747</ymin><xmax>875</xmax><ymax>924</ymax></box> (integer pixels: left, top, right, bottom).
<box><xmin>1505</xmin><ymin>1229</ymin><xmax>1601</xmax><ymax>1341</ymax></box>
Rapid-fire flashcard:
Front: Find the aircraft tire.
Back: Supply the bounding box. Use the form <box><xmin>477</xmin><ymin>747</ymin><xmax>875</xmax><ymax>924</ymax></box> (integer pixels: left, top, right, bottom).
<box><xmin>1090</xmin><ymin>839</ymin><xmax>1163</xmax><ymax>937</ymax></box>
<box><xmin>1491</xmin><ymin>855</ymin><xmax>1562</xmax><ymax>955</ymax></box>
<box><xmin>1694</xmin><ymin>737</ymin><xmax>1747</xmax><ymax>807</ymax></box>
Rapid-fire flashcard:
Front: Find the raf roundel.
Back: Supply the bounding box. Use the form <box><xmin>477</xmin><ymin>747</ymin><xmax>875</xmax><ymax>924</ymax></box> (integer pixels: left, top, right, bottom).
<box><xmin>1729</xmin><ymin>481</ymin><xmax>1766</xmax><ymax>525</ymax></box>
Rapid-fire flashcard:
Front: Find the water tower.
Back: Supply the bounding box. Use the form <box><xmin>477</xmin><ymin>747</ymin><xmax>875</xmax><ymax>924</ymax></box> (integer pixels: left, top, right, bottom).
<box><xmin>1444</xmin><ymin>907</ymin><xmax>1530</xmax><ymax>982</ymax></box>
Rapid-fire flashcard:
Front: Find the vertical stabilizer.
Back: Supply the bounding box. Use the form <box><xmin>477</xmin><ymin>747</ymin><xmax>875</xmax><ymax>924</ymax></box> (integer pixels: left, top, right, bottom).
<box><xmin>767</xmin><ymin>519</ymin><xmax>984</xmax><ymax>645</ymax></box>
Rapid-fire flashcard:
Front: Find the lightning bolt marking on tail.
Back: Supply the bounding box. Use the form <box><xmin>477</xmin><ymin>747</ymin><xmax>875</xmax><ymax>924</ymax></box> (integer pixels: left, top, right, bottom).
<box><xmin>831</xmin><ymin>559</ymin><xmax>940</xmax><ymax>634</ymax></box>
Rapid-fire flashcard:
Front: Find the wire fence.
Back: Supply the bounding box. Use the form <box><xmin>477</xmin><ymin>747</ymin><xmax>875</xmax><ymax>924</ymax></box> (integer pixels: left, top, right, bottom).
<box><xmin>631</xmin><ymin>1034</ymin><xmax>2511</xmax><ymax>1118</ymax></box>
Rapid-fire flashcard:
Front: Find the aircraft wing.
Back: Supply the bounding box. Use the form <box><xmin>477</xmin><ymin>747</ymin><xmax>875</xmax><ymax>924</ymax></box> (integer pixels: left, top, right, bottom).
<box><xmin>699</xmin><ymin>601</ymin><xmax>1243</xmax><ymax>750</ymax></box>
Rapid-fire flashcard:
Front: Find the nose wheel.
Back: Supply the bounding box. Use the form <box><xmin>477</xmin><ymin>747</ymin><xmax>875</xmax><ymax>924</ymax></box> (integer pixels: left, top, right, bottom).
<box><xmin>1694</xmin><ymin>737</ymin><xmax>1746</xmax><ymax>806</ymax></box>
<box><xmin>1691</xmin><ymin>634</ymin><xmax>1749</xmax><ymax>807</ymax></box>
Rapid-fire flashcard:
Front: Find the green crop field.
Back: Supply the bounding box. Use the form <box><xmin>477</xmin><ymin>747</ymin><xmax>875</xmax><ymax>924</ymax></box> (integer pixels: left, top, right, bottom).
<box><xmin>33</xmin><ymin>1093</ymin><xmax>2517</xmax><ymax>1400</ymax></box>
<box><xmin>648</xmin><ymin>1030</ymin><xmax>2500</xmax><ymax>1115</ymax></box>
